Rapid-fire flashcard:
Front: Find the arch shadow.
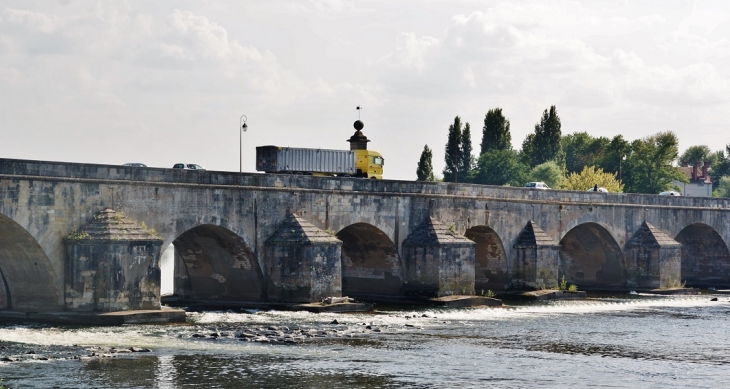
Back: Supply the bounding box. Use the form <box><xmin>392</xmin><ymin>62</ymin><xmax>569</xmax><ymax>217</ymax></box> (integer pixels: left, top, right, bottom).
<box><xmin>465</xmin><ymin>226</ymin><xmax>508</xmax><ymax>292</ymax></box>
<box><xmin>169</xmin><ymin>224</ymin><xmax>264</xmax><ymax>302</ymax></box>
<box><xmin>676</xmin><ymin>223</ymin><xmax>730</xmax><ymax>288</ymax></box>
<box><xmin>0</xmin><ymin>214</ymin><xmax>61</xmax><ymax>311</ymax></box>
<box><xmin>337</xmin><ymin>223</ymin><xmax>403</xmax><ymax>297</ymax></box>
<box><xmin>559</xmin><ymin>222</ymin><xmax>627</xmax><ymax>291</ymax></box>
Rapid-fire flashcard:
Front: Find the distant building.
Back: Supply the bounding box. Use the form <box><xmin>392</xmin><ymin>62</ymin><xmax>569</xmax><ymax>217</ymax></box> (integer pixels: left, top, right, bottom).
<box><xmin>673</xmin><ymin>161</ymin><xmax>713</xmax><ymax>197</ymax></box>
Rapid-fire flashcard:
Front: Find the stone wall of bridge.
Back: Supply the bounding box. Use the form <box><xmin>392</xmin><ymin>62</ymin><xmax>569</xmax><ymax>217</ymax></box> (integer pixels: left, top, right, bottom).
<box><xmin>1</xmin><ymin>159</ymin><xmax>730</xmax><ymax>311</ymax></box>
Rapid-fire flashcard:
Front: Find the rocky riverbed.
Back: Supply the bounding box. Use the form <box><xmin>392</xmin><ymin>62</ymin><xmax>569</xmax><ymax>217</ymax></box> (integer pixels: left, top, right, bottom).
<box><xmin>182</xmin><ymin>317</ymin><xmax>428</xmax><ymax>344</ymax></box>
<box><xmin>0</xmin><ymin>313</ymin><xmax>435</xmax><ymax>364</ymax></box>
<box><xmin>0</xmin><ymin>342</ymin><xmax>152</xmax><ymax>363</ymax></box>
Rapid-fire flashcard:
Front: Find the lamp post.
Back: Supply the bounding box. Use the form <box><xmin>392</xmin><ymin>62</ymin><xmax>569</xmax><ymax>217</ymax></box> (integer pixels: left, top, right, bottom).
<box><xmin>619</xmin><ymin>154</ymin><xmax>626</xmax><ymax>184</ymax></box>
<box><xmin>239</xmin><ymin>115</ymin><xmax>248</xmax><ymax>173</ymax></box>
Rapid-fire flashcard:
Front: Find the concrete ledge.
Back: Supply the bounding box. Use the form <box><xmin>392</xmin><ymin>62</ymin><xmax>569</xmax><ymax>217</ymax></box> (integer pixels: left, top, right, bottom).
<box><xmin>0</xmin><ymin>308</ymin><xmax>186</xmax><ymax>325</ymax></box>
<box><xmin>162</xmin><ymin>297</ymin><xmax>374</xmax><ymax>313</ymax></box>
<box><xmin>504</xmin><ymin>290</ymin><xmax>587</xmax><ymax>301</ymax></box>
<box><xmin>642</xmin><ymin>288</ymin><xmax>700</xmax><ymax>295</ymax></box>
<box><xmin>346</xmin><ymin>294</ymin><xmax>503</xmax><ymax>307</ymax></box>
<box><xmin>286</xmin><ymin>302</ymin><xmax>374</xmax><ymax>313</ymax></box>
<box><xmin>428</xmin><ymin>295</ymin><xmax>502</xmax><ymax>307</ymax></box>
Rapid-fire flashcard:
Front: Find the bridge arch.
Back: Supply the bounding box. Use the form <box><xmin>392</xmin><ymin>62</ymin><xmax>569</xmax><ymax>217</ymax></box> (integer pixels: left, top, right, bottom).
<box><xmin>559</xmin><ymin>222</ymin><xmax>627</xmax><ymax>291</ymax></box>
<box><xmin>336</xmin><ymin>223</ymin><xmax>403</xmax><ymax>297</ymax></box>
<box><xmin>0</xmin><ymin>214</ymin><xmax>60</xmax><ymax>310</ymax></box>
<box><xmin>465</xmin><ymin>226</ymin><xmax>508</xmax><ymax>292</ymax></box>
<box><xmin>169</xmin><ymin>224</ymin><xmax>264</xmax><ymax>302</ymax></box>
<box><xmin>675</xmin><ymin>223</ymin><xmax>730</xmax><ymax>288</ymax></box>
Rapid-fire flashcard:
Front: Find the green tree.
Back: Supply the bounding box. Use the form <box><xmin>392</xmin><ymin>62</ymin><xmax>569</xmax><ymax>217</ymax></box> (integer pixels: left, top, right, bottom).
<box><xmin>416</xmin><ymin>144</ymin><xmax>435</xmax><ymax>181</ymax></box>
<box><xmin>519</xmin><ymin>133</ymin><xmax>536</xmax><ymax>166</ymax></box>
<box><xmin>443</xmin><ymin>116</ymin><xmax>463</xmax><ymax>182</ymax></box>
<box><xmin>678</xmin><ymin>145</ymin><xmax>712</xmax><ymax>166</ymax></box>
<box><xmin>522</xmin><ymin>106</ymin><xmax>562</xmax><ymax>167</ymax></box>
<box><xmin>710</xmin><ymin>145</ymin><xmax>730</xmax><ymax>189</ymax></box>
<box><xmin>562</xmin><ymin>132</ymin><xmax>610</xmax><ymax>174</ymax></box>
<box><xmin>480</xmin><ymin>108</ymin><xmax>512</xmax><ymax>155</ymax></box>
<box><xmin>712</xmin><ymin>176</ymin><xmax>730</xmax><ymax>197</ymax></box>
<box><xmin>622</xmin><ymin>131</ymin><xmax>686</xmax><ymax>194</ymax></box>
<box><xmin>473</xmin><ymin>149</ymin><xmax>529</xmax><ymax>187</ymax></box>
<box><xmin>528</xmin><ymin>161</ymin><xmax>564</xmax><ymax>189</ymax></box>
<box><xmin>596</xmin><ymin>134</ymin><xmax>631</xmax><ymax>181</ymax></box>
<box><xmin>460</xmin><ymin>122</ymin><xmax>475</xmax><ymax>182</ymax></box>
<box><xmin>560</xmin><ymin>166</ymin><xmax>623</xmax><ymax>193</ymax></box>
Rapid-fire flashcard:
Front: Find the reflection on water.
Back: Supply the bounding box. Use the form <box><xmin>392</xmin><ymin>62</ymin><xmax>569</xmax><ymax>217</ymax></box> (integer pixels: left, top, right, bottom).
<box><xmin>1</xmin><ymin>294</ymin><xmax>729</xmax><ymax>388</ymax></box>
<box><xmin>156</xmin><ymin>354</ymin><xmax>175</xmax><ymax>389</ymax></box>
<box><xmin>79</xmin><ymin>354</ymin><xmax>400</xmax><ymax>389</ymax></box>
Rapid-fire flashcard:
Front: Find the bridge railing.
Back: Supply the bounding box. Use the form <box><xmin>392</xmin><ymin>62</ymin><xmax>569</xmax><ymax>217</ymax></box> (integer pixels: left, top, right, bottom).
<box><xmin>1</xmin><ymin>158</ymin><xmax>728</xmax><ymax>209</ymax></box>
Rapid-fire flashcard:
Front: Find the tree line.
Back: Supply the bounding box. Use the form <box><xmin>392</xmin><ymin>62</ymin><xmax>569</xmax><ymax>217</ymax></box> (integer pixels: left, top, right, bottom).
<box><xmin>416</xmin><ymin>106</ymin><xmax>730</xmax><ymax>197</ymax></box>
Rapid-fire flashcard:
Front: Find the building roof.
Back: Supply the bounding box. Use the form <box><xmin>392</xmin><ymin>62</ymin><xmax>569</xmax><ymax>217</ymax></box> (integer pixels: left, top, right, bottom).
<box><xmin>677</xmin><ymin>166</ymin><xmax>712</xmax><ymax>184</ymax></box>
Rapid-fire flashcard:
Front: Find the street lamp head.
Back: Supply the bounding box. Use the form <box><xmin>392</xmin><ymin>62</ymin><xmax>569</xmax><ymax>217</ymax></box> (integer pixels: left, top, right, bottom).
<box><xmin>239</xmin><ymin>114</ymin><xmax>248</xmax><ymax>173</ymax></box>
<box><xmin>240</xmin><ymin>114</ymin><xmax>248</xmax><ymax>132</ymax></box>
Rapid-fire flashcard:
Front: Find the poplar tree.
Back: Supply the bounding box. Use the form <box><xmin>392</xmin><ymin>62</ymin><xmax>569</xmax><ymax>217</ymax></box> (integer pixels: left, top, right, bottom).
<box><xmin>443</xmin><ymin>116</ymin><xmax>463</xmax><ymax>182</ymax></box>
<box><xmin>480</xmin><ymin>108</ymin><xmax>512</xmax><ymax>155</ymax></box>
<box><xmin>460</xmin><ymin>123</ymin><xmax>474</xmax><ymax>180</ymax></box>
<box><xmin>416</xmin><ymin>144</ymin><xmax>435</xmax><ymax>181</ymax></box>
<box><xmin>522</xmin><ymin>105</ymin><xmax>562</xmax><ymax>167</ymax></box>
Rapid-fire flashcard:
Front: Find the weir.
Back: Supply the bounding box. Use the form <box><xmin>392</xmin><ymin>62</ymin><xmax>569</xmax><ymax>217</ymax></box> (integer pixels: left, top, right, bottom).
<box><xmin>1</xmin><ymin>157</ymin><xmax>730</xmax><ymax>313</ymax></box>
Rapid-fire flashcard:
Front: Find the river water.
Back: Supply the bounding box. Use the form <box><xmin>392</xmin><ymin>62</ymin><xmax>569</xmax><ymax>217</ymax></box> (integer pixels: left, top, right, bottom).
<box><xmin>0</xmin><ymin>293</ymin><xmax>728</xmax><ymax>388</ymax></box>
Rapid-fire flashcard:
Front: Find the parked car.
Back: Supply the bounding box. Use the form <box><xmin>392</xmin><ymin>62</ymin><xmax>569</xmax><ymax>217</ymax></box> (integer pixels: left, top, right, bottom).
<box><xmin>525</xmin><ymin>182</ymin><xmax>550</xmax><ymax>189</ymax></box>
<box><xmin>172</xmin><ymin>163</ymin><xmax>205</xmax><ymax>170</ymax></box>
<box><xmin>659</xmin><ymin>191</ymin><xmax>681</xmax><ymax>196</ymax></box>
<box><xmin>586</xmin><ymin>187</ymin><xmax>609</xmax><ymax>193</ymax></box>
<box><xmin>123</xmin><ymin>163</ymin><xmax>147</xmax><ymax>167</ymax></box>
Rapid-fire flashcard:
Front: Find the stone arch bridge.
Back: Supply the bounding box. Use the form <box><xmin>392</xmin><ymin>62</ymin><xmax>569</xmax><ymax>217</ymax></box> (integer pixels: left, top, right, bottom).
<box><xmin>1</xmin><ymin>158</ymin><xmax>729</xmax><ymax>312</ymax></box>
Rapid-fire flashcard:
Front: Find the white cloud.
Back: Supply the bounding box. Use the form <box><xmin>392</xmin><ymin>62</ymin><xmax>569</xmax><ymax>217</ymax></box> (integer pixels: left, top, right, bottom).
<box><xmin>2</xmin><ymin>1</ymin><xmax>730</xmax><ymax>180</ymax></box>
<box><xmin>1</xmin><ymin>8</ymin><xmax>61</xmax><ymax>33</ymax></box>
<box><xmin>283</xmin><ymin>0</ymin><xmax>355</xmax><ymax>13</ymax></box>
<box><xmin>638</xmin><ymin>15</ymin><xmax>665</xmax><ymax>26</ymax></box>
<box><xmin>612</xmin><ymin>50</ymin><xmax>729</xmax><ymax>106</ymax></box>
<box><xmin>383</xmin><ymin>32</ymin><xmax>439</xmax><ymax>71</ymax></box>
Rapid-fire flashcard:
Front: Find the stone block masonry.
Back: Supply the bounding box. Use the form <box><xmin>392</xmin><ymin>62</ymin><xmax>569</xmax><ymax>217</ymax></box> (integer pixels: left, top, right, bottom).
<box><xmin>0</xmin><ymin>158</ymin><xmax>729</xmax><ymax>312</ymax></box>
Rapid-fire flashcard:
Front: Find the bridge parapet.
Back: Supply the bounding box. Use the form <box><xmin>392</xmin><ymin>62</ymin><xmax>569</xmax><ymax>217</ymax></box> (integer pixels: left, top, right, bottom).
<box><xmin>1</xmin><ymin>158</ymin><xmax>730</xmax><ymax>312</ymax></box>
<box><xmin>2</xmin><ymin>158</ymin><xmax>730</xmax><ymax>210</ymax></box>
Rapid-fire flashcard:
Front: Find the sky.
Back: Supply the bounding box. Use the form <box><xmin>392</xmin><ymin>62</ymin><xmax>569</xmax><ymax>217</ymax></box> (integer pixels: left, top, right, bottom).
<box><xmin>1</xmin><ymin>0</ymin><xmax>729</xmax><ymax>180</ymax></box>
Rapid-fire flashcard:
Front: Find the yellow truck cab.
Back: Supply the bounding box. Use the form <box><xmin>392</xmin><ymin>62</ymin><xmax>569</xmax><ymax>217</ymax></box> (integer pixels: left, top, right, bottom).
<box><xmin>355</xmin><ymin>149</ymin><xmax>384</xmax><ymax>179</ymax></box>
